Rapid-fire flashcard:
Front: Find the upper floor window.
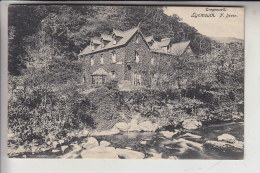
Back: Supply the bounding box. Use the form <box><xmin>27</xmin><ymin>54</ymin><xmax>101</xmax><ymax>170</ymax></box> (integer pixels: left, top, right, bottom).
<box><xmin>91</xmin><ymin>43</ymin><xmax>95</xmax><ymax>51</ymax></box>
<box><xmin>112</xmin><ymin>52</ymin><xmax>116</xmax><ymax>63</ymax></box>
<box><xmin>112</xmin><ymin>35</ymin><xmax>117</xmax><ymax>45</ymax></box>
<box><xmin>100</xmin><ymin>55</ymin><xmax>104</xmax><ymax>64</ymax></box>
<box><xmin>91</xmin><ymin>58</ymin><xmax>94</xmax><ymax>66</ymax></box>
<box><xmin>101</xmin><ymin>40</ymin><xmax>105</xmax><ymax>48</ymax></box>
<box><xmin>136</xmin><ymin>35</ymin><xmax>139</xmax><ymax>44</ymax></box>
<box><xmin>135</xmin><ymin>51</ymin><xmax>139</xmax><ymax>63</ymax></box>
<box><xmin>151</xmin><ymin>58</ymin><xmax>155</xmax><ymax>65</ymax></box>
<box><xmin>111</xmin><ymin>71</ymin><xmax>116</xmax><ymax>78</ymax></box>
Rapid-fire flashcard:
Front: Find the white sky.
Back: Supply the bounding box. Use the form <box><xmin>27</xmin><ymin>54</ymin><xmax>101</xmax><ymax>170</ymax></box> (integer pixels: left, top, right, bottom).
<box><xmin>163</xmin><ymin>7</ymin><xmax>244</xmax><ymax>39</ymax></box>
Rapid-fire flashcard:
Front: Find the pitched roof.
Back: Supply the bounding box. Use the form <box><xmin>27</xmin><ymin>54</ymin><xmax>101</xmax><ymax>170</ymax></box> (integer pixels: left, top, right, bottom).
<box><xmin>91</xmin><ymin>68</ymin><xmax>108</xmax><ymax>76</ymax></box>
<box><xmin>151</xmin><ymin>40</ymin><xmax>191</xmax><ymax>56</ymax></box>
<box><xmin>79</xmin><ymin>27</ymin><xmax>140</xmax><ymax>56</ymax></box>
<box><xmin>170</xmin><ymin>41</ymin><xmax>190</xmax><ymax>56</ymax></box>
<box><xmin>101</xmin><ymin>34</ymin><xmax>112</xmax><ymax>41</ymax></box>
<box><xmin>91</xmin><ymin>37</ymin><xmax>101</xmax><ymax>45</ymax></box>
<box><xmin>150</xmin><ymin>38</ymin><xmax>171</xmax><ymax>51</ymax></box>
<box><xmin>145</xmin><ymin>36</ymin><xmax>154</xmax><ymax>43</ymax></box>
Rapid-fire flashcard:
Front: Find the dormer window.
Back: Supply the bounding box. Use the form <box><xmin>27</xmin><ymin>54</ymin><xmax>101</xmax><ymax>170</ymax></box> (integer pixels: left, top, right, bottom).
<box><xmin>100</xmin><ymin>55</ymin><xmax>104</xmax><ymax>64</ymax></box>
<box><xmin>101</xmin><ymin>39</ymin><xmax>104</xmax><ymax>48</ymax></box>
<box><xmin>135</xmin><ymin>51</ymin><xmax>139</xmax><ymax>63</ymax></box>
<box><xmin>112</xmin><ymin>52</ymin><xmax>116</xmax><ymax>63</ymax></box>
<box><xmin>112</xmin><ymin>35</ymin><xmax>117</xmax><ymax>45</ymax></box>
<box><xmin>91</xmin><ymin>42</ymin><xmax>95</xmax><ymax>51</ymax></box>
<box><xmin>91</xmin><ymin>58</ymin><xmax>94</xmax><ymax>65</ymax></box>
<box><xmin>136</xmin><ymin>35</ymin><xmax>139</xmax><ymax>44</ymax></box>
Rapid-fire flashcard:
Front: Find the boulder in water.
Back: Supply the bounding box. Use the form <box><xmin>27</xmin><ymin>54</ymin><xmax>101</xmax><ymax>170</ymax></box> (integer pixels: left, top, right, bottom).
<box><xmin>217</xmin><ymin>134</ymin><xmax>236</xmax><ymax>143</ymax></box>
<box><xmin>204</xmin><ymin>140</ymin><xmax>244</xmax><ymax>152</ymax></box>
<box><xmin>130</xmin><ymin>119</ymin><xmax>138</xmax><ymax>125</ymax></box>
<box><xmin>61</xmin><ymin>145</ymin><xmax>69</xmax><ymax>153</ymax></box>
<box><xmin>81</xmin><ymin>137</ymin><xmax>99</xmax><ymax>149</ymax></box>
<box><xmin>146</xmin><ymin>149</ymin><xmax>162</xmax><ymax>159</ymax></box>
<box><xmin>182</xmin><ymin>119</ymin><xmax>202</xmax><ymax>130</ymax></box>
<box><xmin>52</xmin><ymin>141</ymin><xmax>59</xmax><ymax>148</ymax></box>
<box><xmin>81</xmin><ymin>147</ymin><xmax>118</xmax><ymax>159</ymax></box>
<box><xmin>92</xmin><ymin>127</ymin><xmax>121</xmax><ymax>136</ymax></box>
<box><xmin>139</xmin><ymin>121</ymin><xmax>157</xmax><ymax>132</ymax></box>
<box><xmin>128</xmin><ymin>124</ymin><xmax>141</xmax><ymax>132</ymax></box>
<box><xmin>182</xmin><ymin>133</ymin><xmax>202</xmax><ymax>139</ymax></box>
<box><xmin>100</xmin><ymin>141</ymin><xmax>111</xmax><ymax>147</ymax></box>
<box><xmin>140</xmin><ymin>141</ymin><xmax>147</xmax><ymax>145</ymax></box>
<box><xmin>115</xmin><ymin>122</ymin><xmax>129</xmax><ymax>131</ymax></box>
<box><xmin>58</xmin><ymin>140</ymin><xmax>65</xmax><ymax>145</ymax></box>
<box><xmin>52</xmin><ymin>149</ymin><xmax>60</xmax><ymax>153</ymax></box>
<box><xmin>168</xmin><ymin>156</ymin><xmax>178</xmax><ymax>160</ymax></box>
<box><xmin>116</xmin><ymin>148</ymin><xmax>145</xmax><ymax>159</ymax></box>
<box><xmin>60</xmin><ymin>144</ymin><xmax>82</xmax><ymax>159</ymax></box>
<box><xmin>160</xmin><ymin>131</ymin><xmax>175</xmax><ymax>139</ymax></box>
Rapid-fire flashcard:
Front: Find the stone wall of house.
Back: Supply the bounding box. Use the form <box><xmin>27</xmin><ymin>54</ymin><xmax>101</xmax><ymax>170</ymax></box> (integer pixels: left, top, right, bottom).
<box><xmin>82</xmin><ymin>46</ymin><xmax>125</xmax><ymax>84</ymax></box>
<box><xmin>124</xmin><ymin>31</ymin><xmax>154</xmax><ymax>86</ymax></box>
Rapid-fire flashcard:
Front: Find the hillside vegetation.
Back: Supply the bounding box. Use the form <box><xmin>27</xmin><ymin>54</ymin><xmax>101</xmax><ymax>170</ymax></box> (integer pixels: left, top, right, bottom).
<box><xmin>8</xmin><ymin>5</ymin><xmax>244</xmax><ymax>156</ymax></box>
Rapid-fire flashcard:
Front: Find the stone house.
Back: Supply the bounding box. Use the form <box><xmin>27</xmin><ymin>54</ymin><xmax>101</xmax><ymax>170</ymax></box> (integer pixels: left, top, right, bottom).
<box><xmin>78</xmin><ymin>27</ymin><xmax>194</xmax><ymax>90</ymax></box>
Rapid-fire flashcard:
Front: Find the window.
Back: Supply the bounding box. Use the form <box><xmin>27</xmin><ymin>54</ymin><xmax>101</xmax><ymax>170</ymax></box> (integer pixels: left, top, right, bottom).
<box><xmin>135</xmin><ymin>51</ymin><xmax>139</xmax><ymax>63</ymax></box>
<box><xmin>151</xmin><ymin>58</ymin><xmax>155</xmax><ymax>65</ymax></box>
<box><xmin>112</xmin><ymin>52</ymin><xmax>116</xmax><ymax>63</ymax></box>
<box><xmin>133</xmin><ymin>73</ymin><xmax>141</xmax><ymax>85</ymax></box>
<box><xmin>100</xmin><ymin>55</ymin><xmax>104</xmax><ymax>64</ymax></box>
<box><xmin>101</xmin><ymin>40</ymin><xmax>104</xmax><ymax>48</ymax></box>
<box><xmin>91</xmin><ymin>43</ymin><xmax>95</xmax><ymax>51</ymax></box>
<box><xmin>136</xmin><ymin>35</ymin><xmax>139</xmax><ymax>44</ymax></box>
<box><xmin>91</xmin><ymin>58</ymin><xmax>94</xmax><ymax>65</ymax></box>
<box><xmin>111</xmin><ymin>71</ymin><xmax>116</xmax><ymax>78</ymax></box>
<box><xmin>92</xmin><ymin>75</ymin><xmax>106</xmax><ymax>85</ymax></box>
<box><xmin>112</xmin><ymin>35</ymin><xmax>116</xmax><ymax>45</ymax></box>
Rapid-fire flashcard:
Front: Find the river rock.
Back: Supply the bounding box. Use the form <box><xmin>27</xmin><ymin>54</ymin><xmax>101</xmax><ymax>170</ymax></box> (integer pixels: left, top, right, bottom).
<box><xmin>168</xmin><ymin>156</ymin><xmax>178</xmax><ymax>160</ymax></box>
<box><xmin>78</xmin><ymin>130</ymin><xmax>89</xmax><ymax>137</ymax></box>
<box><xmin>139</xmin><ymin>121</ymin><xmax>157</xmax><ymax>132</ymax></box>
<box><xmin>160</xmin><ymin>131</ymin><xmax>175</xmax><ymax>139</ymax></box>
<box><xmin>61</xmin><ymin>145</ymin><xmax>69</xmax><ymax>153</ymax></box>
<box><xmin>100</xmin><ymin>141</ymin><xmax>111</xmax><ymax>147</ymax></box>
<box><xmin>182</xmin><ymin>133</ymin><xmax>202</xmax><ymax>139</ymax></box>
<box><xmin>182</xmin><ymin>119</ymin><xmax>202</xmax><ymax>130</ymax></box>
<box><xmin>92</xmin><ymin>127</ymin><xmax>121</xmax><ymax>136</ymax></box>
<box><xmin>140</xmin><ymin>141</ymin><xmax>147</xmax><ymax>145</ymax></box>
<box><xmin>16</xmin><ymin>146</ymin><xmax>26</xmax><ymax>154</ymax></box>
<box><xmin>81</xmin><ymin>147</ymin><xmax>118</xmax><ymax>159</ymax></box>
<box><xmin>59</xmin><ymin>140</ymin><xmax>65</xmax><ymax>145</ymax></box>
<box><xmin>52</xmin><ymin>141</ymin><xmax>59</xmax><ymax>148</ymax></box>
<box><xmin>204</xmin><ymin>140</ymin><xmax>244</xmax><ymax>153</ymax></box>
<box><xmin>217</xmin><ymin>134</ymin><xmax>236</xmax><ymax>143</ymax></box>
<box><xmin>52</xmin><ymin>149</ymin><xmax>60</xmax><ymax>153</ymax></box>
<box><xmin>130</xmin><ymin>119</ymin><xmax>138</xmax><ymax>125</ymax></box>
<box><xmin>146</xmin><ymin>149</ymin><xmax>162</xmax><ymax>159</ymax></box>
<box><xmin>128</xmin><ymin>124</ymin><xmax>141</xmax><ymax>132</ymax></box>
<box><xmin>115</xmin><ymin>122</ymin><xmax>129</xmax><ymax>131</ymax></box>
<box><xmin>81</xmin><ymin>137</ymin><xmax>99</xmax><ymax>149</ymax></box>
<box><xmin>116</xmin><ymin>148</ymin><xmax>145</xmax><ymax>159</ymax></box>
<box><xmin>60</xmin><ymin>144</ymin><xmax>82</xmax><ymax>159</ymax></box>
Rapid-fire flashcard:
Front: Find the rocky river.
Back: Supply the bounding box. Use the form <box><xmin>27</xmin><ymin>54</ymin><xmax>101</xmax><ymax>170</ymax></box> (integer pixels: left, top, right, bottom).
<box><xmin>12</xmin><ymin>121</ymin><xmax>244</xmax><ymax>160</ymax></box>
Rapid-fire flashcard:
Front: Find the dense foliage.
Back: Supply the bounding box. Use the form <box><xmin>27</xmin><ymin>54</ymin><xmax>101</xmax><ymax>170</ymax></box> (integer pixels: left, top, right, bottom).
<box><xmin>8</xmin><ymin>5</ymin><xmax>244</xmax><ymax>156</ymax></box>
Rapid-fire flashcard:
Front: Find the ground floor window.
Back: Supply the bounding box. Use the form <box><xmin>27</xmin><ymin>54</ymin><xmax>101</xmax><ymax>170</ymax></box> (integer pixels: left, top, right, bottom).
<box><xmin>133</xmin><ymin>73</ymin><xmax>141</xmax><ymax>85</ymax></box>
<box><xmin>91</xmin><ymin>75</ymin><xmax>106</xmax><ymax>84</ymax></box>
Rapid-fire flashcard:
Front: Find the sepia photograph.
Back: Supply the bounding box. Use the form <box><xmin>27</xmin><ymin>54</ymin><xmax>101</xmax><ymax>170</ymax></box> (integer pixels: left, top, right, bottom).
<box><xmin>7</xmin><ymin>5</ymin><xmax>244</xmax><ymax>160</ymax></box>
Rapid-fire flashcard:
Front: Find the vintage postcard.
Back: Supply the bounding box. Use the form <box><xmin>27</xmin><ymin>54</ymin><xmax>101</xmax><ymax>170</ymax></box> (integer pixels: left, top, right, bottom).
<box><xmin>7</xmin><ymin>5</ymin><xmax>244</xmax><ymax>159</ymax></box>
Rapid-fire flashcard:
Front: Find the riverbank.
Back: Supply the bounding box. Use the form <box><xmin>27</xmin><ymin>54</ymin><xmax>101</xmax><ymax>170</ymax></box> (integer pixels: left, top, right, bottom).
<box><xmin>8</xmin><ymin>118</ymin><xmax>244</xmax><ymax>159</ymax></box>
